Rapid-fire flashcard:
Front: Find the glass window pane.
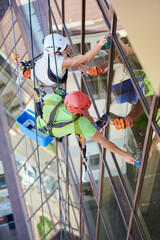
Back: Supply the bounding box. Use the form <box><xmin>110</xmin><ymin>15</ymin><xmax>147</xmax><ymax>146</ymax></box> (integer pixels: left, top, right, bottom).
<box><xmin>137</xmin><ymin>133</ymin><xmax>160</xmax><ymax>239</ymax></box>
<box><xmin>30</xmin><ymin>202</ymin><xmax>57</xmax><ymax>240</ymax></box>
<box><xmin>82</xmin><ymin>188</ymin><xmax>98</xmax><ymax>234</ymax></box>
<box><xmin>116</xmin><ymin>19</ymin><xmax>154</xmax><ymax>108</ymax></box>
<box><xmin>101</xmin><ymin>168</ymin><xmax>126</xmax><ymax>239</ymax></box>
<box><xmin>98</xmin><ymin>215</ymin><xmax>109</xmax><ymax>240</ymax></box>
<box><xmin>130</xmin><ymin>216</ymin><xmax>144</xmax><ymax>240</ymax></box>
<box><xmin>108</xmin><ymin>57</ymin><xmax>149</xmax><ymax>199</ymax></box>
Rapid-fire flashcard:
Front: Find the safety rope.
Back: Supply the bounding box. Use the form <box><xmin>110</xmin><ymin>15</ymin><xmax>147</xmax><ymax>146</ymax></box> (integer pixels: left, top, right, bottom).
<box><xmin>36</xmin><ymin>0</ymin><xmax>45</xmax><ymax>39</ymax></box>
<box><xmin>28</xmin><ymin>0</ymin><xmax>46</xmax><ymax>238</ymax></box>
<box><xmin>9</xmin><ymin>0</ymin><xmax>36</xmax><ymax>238</ymax></box>
<box><xmin>59</xmin><ymin>143</ymin><xmax>65</xmax><ymax>240</ymax></box>
<box><xmin>47</xmin><ymin>0</ymin><xmax>59</xmax><ymax>87</ymax></box>
<box><xmin>64</xmin><ymin>136</ymin><xmax>68</xmax><ymax>240</ymax></box>
<box><xmin>47</xmin><ymin>1</ymin><xmax>68</xmax><ymax>238</ymax></box>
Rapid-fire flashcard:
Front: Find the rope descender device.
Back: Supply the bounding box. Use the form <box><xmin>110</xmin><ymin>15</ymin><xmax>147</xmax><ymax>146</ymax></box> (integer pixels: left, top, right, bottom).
<box><xmin>11</xmin><ymin>51</ymin><xmax>20</xmax><ymax>62</ymax></box>
<box><xmin>114</xmin><ymin>116</ymin><xmax>133</xmax><ymax>130</ymax></box>
<box><xmin>33</xmin><ymin>88</ymin><xmax>43</xmax><ymax>118</ymax></box>
<box><xmin>11</xmin><ymin>51</ymin><xmax>35</xmax><ymax>80</ymax></box>
<box><xmin>88</xmin><ymin>66</ymin><xmax>105</xmax><ymax>76</ymax></box>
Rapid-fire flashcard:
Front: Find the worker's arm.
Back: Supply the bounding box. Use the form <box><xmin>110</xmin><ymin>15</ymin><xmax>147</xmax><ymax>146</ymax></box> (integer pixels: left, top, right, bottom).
<box><xmin>90</xmin><ymin>131</ymin><xmax>138</xmax><ymax>165</ymax></box>
<box><xmin>77</xmin><ymin>64</ymin><xmax>91</xmax><ymax>76</ymax></box>
<box><xmin>62</xmin><ymin>35</ymin><xmax>109</xmax><ymax>70</ymax></box>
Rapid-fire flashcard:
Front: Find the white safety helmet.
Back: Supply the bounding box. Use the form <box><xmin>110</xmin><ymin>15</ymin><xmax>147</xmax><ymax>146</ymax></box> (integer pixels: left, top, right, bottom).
<box><xmin>44</xmin><ymin>34</ymin><xmax>68</xmax><ymax>54</ymax></box>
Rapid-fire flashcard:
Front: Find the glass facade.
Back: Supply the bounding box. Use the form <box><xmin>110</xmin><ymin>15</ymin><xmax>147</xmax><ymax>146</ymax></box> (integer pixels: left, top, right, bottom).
<box><xmin>0</xmin><ymin>0</ymin><xmax>160</xmax><ymax>239</ymax></box>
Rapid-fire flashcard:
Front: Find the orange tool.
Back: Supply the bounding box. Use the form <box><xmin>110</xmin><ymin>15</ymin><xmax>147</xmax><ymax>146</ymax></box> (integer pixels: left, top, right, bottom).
<box><xmin>114</xmin><ymin>116</ymin><xmax>133</xmax><ymax>130</ymax></box>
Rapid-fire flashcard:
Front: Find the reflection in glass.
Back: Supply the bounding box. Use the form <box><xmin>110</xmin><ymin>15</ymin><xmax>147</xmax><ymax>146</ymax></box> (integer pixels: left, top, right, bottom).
<box><xmin>42</xmin><ymin>170</ymin><xmax>58</xmax><ymax>198</ymax></box>
<box><xmin>82</xmin><ymin>187</ymin><xmax>98</xmax><ymax>234</ymax></box>
<box><xmin>130</xmin><ymin>217</ymin><xmax>143</xmax><ymax>240</ymax></box>
<box><xmin>107</xmin><ymin>51</ymin><xmax>148</xmax><ymax>198</ymax></box>
<box><xmin>137</xmin><ymin>138</ymin><xmax>160</xmax><ymax>239</ymax></box>
<box><xmin>31</xmin><ymin>203</ymin><xmax>56</xmax><ymax>240</ymax></box>
<box><xmin>116</xmin><ymin>23</ymin><xmax>155</xmax><ymax>109</ymax></box>
<box><xmin>98</xmin><ymin>215</ymin><xmax>109</xmax><ymax>240</ymax></box>
<box><xmin>101</xmin><ymin>168</ymin><xmax>126</xmax><ymax>239</ymax></box>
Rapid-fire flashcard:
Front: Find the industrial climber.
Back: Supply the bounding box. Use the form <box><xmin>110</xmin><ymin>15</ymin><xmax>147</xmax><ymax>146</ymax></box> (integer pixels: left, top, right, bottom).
<box><xmin>34</xmin><ymin>33</ymin><xmax>109</xmax><ymax>89</ymax></box>
<box><xmin>36</xmin><ymin>91</ymin><xmax>138</xmax><ymax>165</ymax></box>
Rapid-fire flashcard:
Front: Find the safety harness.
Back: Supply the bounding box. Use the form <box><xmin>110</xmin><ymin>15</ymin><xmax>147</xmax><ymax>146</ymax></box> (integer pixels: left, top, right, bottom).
<box><xmin>34</xmin><ymin>88</ymin><xmax>80</xmax><ymax>142</ymax></box>
<box><xmin>48</xmin><ymin>54</ymin><xmax>68</xmax><ymax>84</ymax></box>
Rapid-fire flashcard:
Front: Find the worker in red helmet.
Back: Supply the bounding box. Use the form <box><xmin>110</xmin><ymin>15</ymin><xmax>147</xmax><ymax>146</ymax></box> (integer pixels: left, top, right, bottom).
<box><xmin>37</xmin><ymin>91</ymin><xmax>138</xmax><ymax>165</ymax></box>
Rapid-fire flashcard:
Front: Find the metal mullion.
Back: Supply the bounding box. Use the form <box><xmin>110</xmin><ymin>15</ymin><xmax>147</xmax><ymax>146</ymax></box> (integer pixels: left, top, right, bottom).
<box><xmin>126</xmin><ymin>94</ymin><xmax>159</xmax><ymax>240</ymax></box>
<box><xmin>68</xmin><ymin>151</ymin><xmax>79</xmax><ymax>184</ymax></box>
<box><xmin>86</xmin><ymin>166</ymin><xmax>99</xmax><ymax>204</ymax></box>
<box><xmin>151</xmin><ymin>118</ymin><xmax>160</xmax><ymax>142</ymax></box>
<box><xmin>96</xmin><ymin>8</ymin><xmax>116</xmax><ymax>238</ymax></box>
<box><xmin>17</xmin><ymin>146</ymin><xmax>37</xmax><ymax>173</ymax></box>
<box><xmin>65</xmin><ymin>136</ymin><xmax>70</xmax><ymax>238</ymax></box>
<box><xmin>54</xmin><ymin>0</ymin><xmax>62</xmax><ymax>17</ymax></box>
<box><xmin>68</xmin><ymin>194</ymin><xmax>79</xmax><ymax>229</ymax></box>
<box><xmin>62</xmin><ymin>204</ymin><xmax>75</xmax><ymax>240</ymax></box>
<box><xmin>23</xmin><ymin>156</ymin><xmax>56</xmax><ymax>195</ymax></box>
<box><xmin>91</xmin><ymin>142</ymin><xmax>132</xmax><ymax>234</ymax></box>
<box><xmin>28</xmin><ymin>187</ymin><xmax>58</xmax><ymax>221</ymax></box>
<box><xmin>81</xmin><ymin>75</ymin><xmax>101</xmax><ymax>118</ymax></box>
<box><xmin>60</xmin><ymin>200</ymin><xmax>76</xmax><ymax>240</ymax></box>
<box><xmin>94</xmin><ymin>145</ymin><xmax>131</xmax><ymax>235</ymax></box>
<box><xmin>28</xmin><ymin>141</ymin><xmax>57</xmax><ymax>233</ymax></box>
<box><xmin>104</xmin><ymin>0</ymin><xmax>110</xmax><ymax>9</ymax></box>
<box><xmin>61</xmin><ymin>0</ymin><xmax>65</xmax><ymax>36</ymax></box>
<box><xmin>95</xmin><ymin>155</ymin><xmax>111</xmax><ymax>240</ymax></box>
<box><xmin>55</xmin><ymin>142</ymin><xmax>62</xmax><ymax>230</ymax></box>
<box><xmin>81</xmin><ymin>195</ymin><xmax>96</xmax><ymax>240</ymax></box>
<box><xmin>106</xmin><ymin>7</ymin><xmax>116</xmax><ymax>114</ymax></box>
<box><xmin>96</xmin><ymin>0</ymin><xmax>111</xmax><ymax>30</ymax></box>
<box><xmin>96</xmin><ymin>8</ymin><xmax>130</xmax><ymax>239</ymax></box>
<box><xmin>102</xmin><ymin>158</ymin><xmax>129</xmax><ymax>231</ymax></box>
<box><xmin>41</xmin><ymin>221</ymin><xmax>60</xmax><ymax>240</ymax></box>
<box><xmin>67</xmin><ymin>148</ymin><xmax>96</xmax><ymax>239</ymax></box>
<box><xmin>50</xmin><ymin>9</ymin><xmax>60</xmax><ymax>34</ymax></box>
<box><xmin>58</xmin><ymin>160</ymin><xmax>77</xmax><ymax>240</ymax></box>
<box><xmin>110</xmin><ymin>152</ymin><xmax>133</xmax><ymax>208</ymax></box>
<box><xmin>99</xmin><ymin>207</ymin><xmax>112</xmax><ymax>239</ymax></box>
<box><xmin>87</xmin><ymin>164</ymin><xmax>98</xmax><ymax>195</ymax></box>
<box><xmin>11</xmin><ymin>135</ymin><xmax>25</xmax><ymax>152</ymax></box>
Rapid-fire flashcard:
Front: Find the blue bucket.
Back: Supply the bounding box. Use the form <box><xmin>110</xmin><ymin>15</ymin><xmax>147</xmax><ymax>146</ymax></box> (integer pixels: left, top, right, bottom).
<box><xmin>16</xmin><ymin>109</ymin><xmax>53</xmax><ymax>147</ymax></box>
<box><xmin>112</xmin><ymin>77</ymin><xmax>145</xmax><ymax>104</ymax></box>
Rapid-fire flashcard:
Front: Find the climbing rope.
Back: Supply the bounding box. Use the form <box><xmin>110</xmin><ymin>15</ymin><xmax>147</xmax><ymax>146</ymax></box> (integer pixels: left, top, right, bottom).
<box><xmin>47</xmin><ymin>0</ymin><xmax>60</xmax><ymax>87</ymax></box>
<box><xmin>28</xmin><ymin>0</ymin><xmax>46</xmax><ymax>238</ymax></box>
<box><xmin>47</xmin><ymin>1</ymin><xmax>68</xmax><ymax>238</ymax></box>
<box><xmin>36</xmin><ymin>0</ymin><xmax>45</xmax><ymax>39</ymax></box>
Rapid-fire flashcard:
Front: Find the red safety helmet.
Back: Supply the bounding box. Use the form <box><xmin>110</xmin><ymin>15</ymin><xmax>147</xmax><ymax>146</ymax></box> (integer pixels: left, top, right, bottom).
<box><xmin>64</xmin><ymin>91</ymin><xmax>91</xmax><ymax>114</ymax></box>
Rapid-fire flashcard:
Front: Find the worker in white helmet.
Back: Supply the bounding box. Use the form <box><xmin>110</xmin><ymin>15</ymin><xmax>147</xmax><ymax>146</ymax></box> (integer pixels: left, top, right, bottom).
<box><xmin>34</xmin><ymin>33</ymin><xmax>109</xmax><ymax>89</ymax></box>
